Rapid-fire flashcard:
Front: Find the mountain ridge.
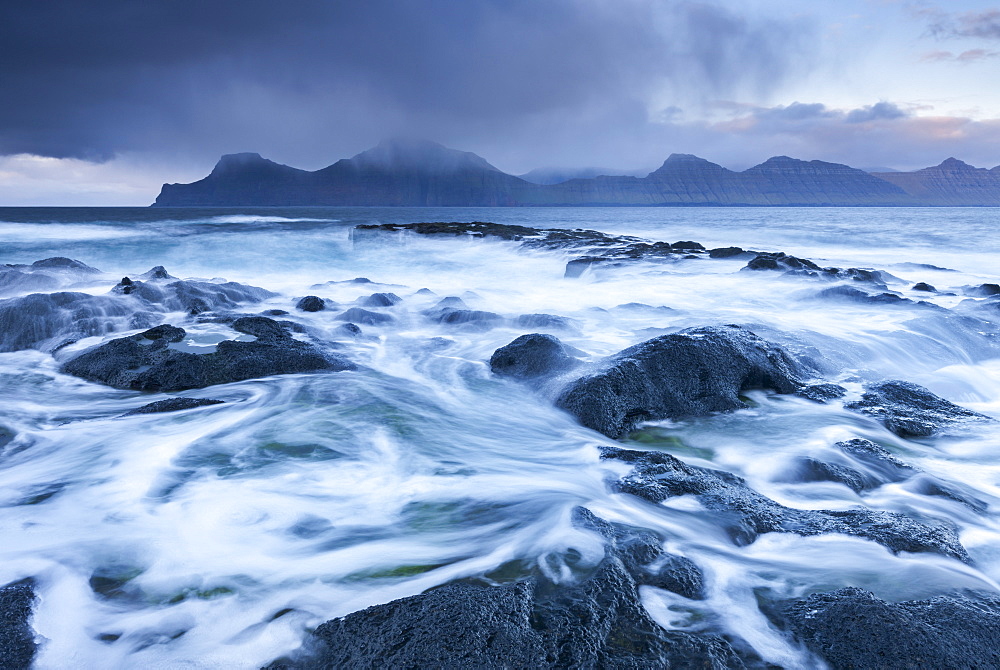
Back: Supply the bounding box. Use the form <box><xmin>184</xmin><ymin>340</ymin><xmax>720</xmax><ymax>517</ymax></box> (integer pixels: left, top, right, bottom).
<box><xmin>153</xmin><ymin>139</ymin><xmax>1000</xmax><ymax>207</ymax></box>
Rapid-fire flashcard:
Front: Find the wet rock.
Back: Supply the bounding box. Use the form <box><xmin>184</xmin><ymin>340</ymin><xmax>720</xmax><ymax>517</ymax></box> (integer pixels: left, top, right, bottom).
<box><xmin>564</xmin><ymin>257</ymin><xmax>601</xmax><ymax>278</ymax></box>
<box><xmin>799</xmin><ymin>458</ymin><xmax>880</xmax><ymax>493</ymax></box>
<box><xmin>670</xmin><ymin>240</ymin><xmax>705</xmax><ymax>251</ymax></box>
<box><xmin>360</xmin><ymin>292</ymin><xmax>402</xmax><ymax>307</ymax></box>
<box><xmin>967</xmin><ymin>283</ymin><xmax>1000</xmax><ymax>297</ymax></box>
<box><xmin>744</xmin><ymin>253</ymin><xmax>821</xmax><ymax>272</ymax></box>
<box><xmin>797</xmin><ymin>383</ymin><xmax>847</xmax><ymax>403</ymax></box>
<box><xmin>0</xmin><ymin>425</ymin><xmax>14</xmax><ymax>450</ymax></box>
<box><xmin>31</xmin><ymin>257</ymin><xmax>100</xmax><ymax>273</ymax></box>
<box><xmin>0</xmin><ymin>578</ymin><xmax>37</xmax><ymax>669</ymax></box>
<box><xmin>0</xmin><ymin>269</ymin><xmax>60</xmax><ymax>296</ymax></box>
<box><xmin>433</xmin><ymin>309</ymin><xmax>503</xmax><ymax>328</ymax></box>
<box><xmin>490</xmin><ymin>334</ymin><xmax>580</xmax><ymax>382</ymax></box>
<box><xmin>708</xmin><ymin>246</ymin><xmax>746</xmax><ymax>258</ymax></box>
<box><xmin>123</xmin><ymin>397</ymin><xmax>225</xmax><ymax>416</ymax></box>
<box><xmin>261</xmin><ymin>309</ymin><xmax>289</xmax><ymax>316</ymax></box>
<box><xmin>772</xmin><ymin>587</ymin><xmax>1000</xmax><ymax>669</ymax></box>
<box><xmin>334</xmin><ymin>323</ymin><xmax>362</xmax><ymax>337</ymax></box>
<box><xmin>835</xmin><ymin>438</ymin><xmax>915</xmax><ymax>478</ymax></box>
<box><xmin>514</xmin><ymin>313</ymin><xmax>575</xmax><ymax>331</ymax></box>
<box><xmin>814</xmin><ymin>285</ymin><xmax>913</xmax><ymax>305</ymax></box>
<box><xmin>295</xmin><ymin>296</ymin><xmax>326</xmax><ymax>312</ymax></box>
<box><xmin>601</xmin><ymin>446</ymin><xmax>968</xmax><ymax>561</ymax></box>
<box><xmin>62</xmin><ymin>318</ymin><xmax>352</xmax><ymax>391</ymax></box>
<box><xmin>556</xmin><ymin>326</ymin><xmax>802</xmax><ymax>438</ymax></box>
<box><xmin>912</xmin><ymin>282</ymin><xmax>936</xmax><ymax>292</ymax></box>
<box><xmin>356</xmin><ymin>221</ymin><xmax>541</xmax><ymax>240</ymax></box>
<box><xmin>334</xmin><ymin>307</ymin><xmax>395</xmax><ymax>326</ymax></box>
<box><xmin>845</xmin><ymin>380</ymin><xmax>992</xmax><ymax>437</ymax></box>
<box><xmin>272</xmin><ymin>509</ymin><xmax>741</xmax><ymax>670</ymax></box>
<box><xmin>0</xmin><ymin>291</ymin><xmax>137</xmax><ymax>352</ymax></box>
<box><xmin>137</xmin><ymin>266</ymin><xmax>176</xmax><ymax>281</ymax></box>
<box><xmin>114</xmin><ymin>278</ymin><xmax>276</xmax><ymax>315</ymax></box>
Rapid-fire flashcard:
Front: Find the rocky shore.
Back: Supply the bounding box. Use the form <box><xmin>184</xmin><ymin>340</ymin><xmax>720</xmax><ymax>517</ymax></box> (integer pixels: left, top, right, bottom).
<box><xmin>3</xmin><ymin>221</ymin><xmax>1000</xmax><ymax>668</ymax></box>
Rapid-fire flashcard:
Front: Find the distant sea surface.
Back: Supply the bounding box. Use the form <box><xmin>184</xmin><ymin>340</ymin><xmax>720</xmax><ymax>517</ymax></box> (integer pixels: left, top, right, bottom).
<box><xmin>2</xmin><ymin>206</ymin><xmax>1000</xmax><ymax>667</ymax></box>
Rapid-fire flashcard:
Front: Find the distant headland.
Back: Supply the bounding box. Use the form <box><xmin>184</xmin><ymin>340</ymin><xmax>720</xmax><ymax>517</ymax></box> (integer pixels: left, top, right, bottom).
<box><xmin>152</xmin><ymin>138</ymin><xmax>1000</xmax><ymax>207</ymax></box>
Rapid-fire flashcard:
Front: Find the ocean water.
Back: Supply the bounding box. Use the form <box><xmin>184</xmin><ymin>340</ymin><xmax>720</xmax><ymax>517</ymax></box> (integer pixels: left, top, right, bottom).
<box><xmin>1</xmin><ymin>206</ymin><xmax>999</xmax><ymax>668</ymax></box>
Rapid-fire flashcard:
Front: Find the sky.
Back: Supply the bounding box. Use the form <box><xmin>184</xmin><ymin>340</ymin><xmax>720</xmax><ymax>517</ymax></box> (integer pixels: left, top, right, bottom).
<box><xmin>2</xmin><ymin>0</ymin><xmax>1000</xmax><ymax>205</ymax></box>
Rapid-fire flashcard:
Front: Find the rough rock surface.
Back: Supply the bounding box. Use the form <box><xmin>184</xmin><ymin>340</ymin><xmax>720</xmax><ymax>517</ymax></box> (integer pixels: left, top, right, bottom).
<box><xmin>601</xmin><ymin>446</ymin><xmax>968</xmax><ymax>561</ymax></box>
<box><xmin>62</xmin><ymin>317</ymin><xmax>351</xmax><ymax>391</ymax></box>
<box><xmin>772</xmin><ymin>586</ymin><xmax>1000</xmax><ymax>669</ymax></box>
<box><xmin>0</xmin><ymin>578</ymin><xmax>37</xmax><ymax>670</ymax></box>
<box><xmin>123</xmin><ymin>397</ymin><xmax>225</xmax><ymax>416</ymax></box>
<box><xmin>845</xmin><ymin>380</ymin><xmax>992</xmax><ymax>437</ymax></box>
<box><xmin>334</xmin><ymin>307</ymin><xmax>395</xmax><ymax>326</ymax></box>
<box><xmin>269</xmin><ymin>508</ymin><xmax>742</xmax><ymax>669</ymax></box>
<box><xmin>489</xmin><ymin>333</ymin><xmax>580</xmax><ymax>382</ymax></box>
<box><xmin>0</xmin><ymin>291</ymin><xmax>138</xmax><ymax>352</ymax></box>
<box><xmin>295</xmin><ymin>296</ymin><xmax>326</xmax><ymax>312</ymax></box>
<box><xmin>555</xmin><ymin>326</ymin><xmax>803</xmax><ymax>438</ymax></box>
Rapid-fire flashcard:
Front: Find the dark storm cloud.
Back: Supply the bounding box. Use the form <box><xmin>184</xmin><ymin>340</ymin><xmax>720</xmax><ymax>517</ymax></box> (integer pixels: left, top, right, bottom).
<box><xmin>0</xmin><ymin>0</ymin><xmax>815</xmax><ymax>166</ymax></box>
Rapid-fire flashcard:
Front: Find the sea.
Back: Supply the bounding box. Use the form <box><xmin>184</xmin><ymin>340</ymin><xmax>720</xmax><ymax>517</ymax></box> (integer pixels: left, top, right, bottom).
<box><xmin>1</xmin><ymin>206</ymin><xmax>1000</xmax><ymax>668</ymax></box>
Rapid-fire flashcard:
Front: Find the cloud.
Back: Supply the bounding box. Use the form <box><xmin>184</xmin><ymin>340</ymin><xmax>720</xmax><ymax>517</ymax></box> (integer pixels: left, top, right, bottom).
<box><xmin>923</xmin><ymin>8</ymin><xmax>1000</xmax><ymax>40</ymax></box>
<box><xmin>845</xmin><ymin>102</ymin><xmax>908</xmax><ymax>123</ymax></box>
<box><xmin>920</xmin><ymin>48</ymin><xmax>1000</xmax><ymax>63</ymax></box>
<box><xmin>0</xmin><ymin>0</ymin><xmax>817</xmax><ymax>168</ymax></box>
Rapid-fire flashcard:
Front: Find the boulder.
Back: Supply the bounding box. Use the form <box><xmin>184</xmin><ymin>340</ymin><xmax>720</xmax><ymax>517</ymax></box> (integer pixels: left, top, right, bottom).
<box><xmin>295</xmin><ymin>296</ymin><xmax>326</xmax><ymax>312</ymax></box>
<box><xmin>744</xmin><ymin>253</ymin><xmax>821</xmax><ymax>272</ymax></box>
<box><xmin>62</xmin><ymin>317</ymin><xmax>352</xmax><ymax>391</ymax></box>
<box><xmin>514</xmin><ymin>313</ymin><xmax>575</xmax><ymax>331</ymax></box>
<box><xmin>555</xmin><ymin>326</ymin><xmax>802</xmax><ymax>438</ymax></box>
<box><xmin>814</xmin><ymin>286</ymin><xmax>912</xmax><ymax>305</ymax></box>
<box><xmin>797</xmin><ymin>383</ymin><xmax>847</xmax><ymax>403</ymax></box>
<box><xmin>772</xmin><ymin>587</ymin><xmax>1000</xmax><ymax>669</ymax></box>
<box><xmin>912</xmin><ymin>282</ymin><xmax>936</xmax><ymax>292</ymax></box>
<box><xmin>360</xmin><ymin>293</ymin><xmax>402</xmax><ymax>307</ymax></box>
<box><xmin>489</xmin><ymin>334</ymin><xmax>580</xmax><ymax>382</ymax></box>
<box><xmin>845</xmin><ymin>380</ymin><xmax>992</xmax><ymax>437</ymax></box>
<box><xmin>0</xmin><ymin>578</ymin><xmax>37</xmax><ymax>670</ymax></box>
<box><xmin>708</xmin><ymin>246</ymin><xmax>746</xmax><ymax>258</ymax></box>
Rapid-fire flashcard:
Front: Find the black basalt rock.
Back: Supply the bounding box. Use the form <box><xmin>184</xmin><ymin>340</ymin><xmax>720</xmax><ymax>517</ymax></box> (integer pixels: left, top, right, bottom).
<box><xmin>555</xmin><ymin>326</ymin><xmax>803</xmax><ymax>438</ymax></box>
<box><xmin>359</xmin><ymin>292</ymin><xmax>402</xmax><ymax>307</ymax></box>
<box><xmin>0</xmin><ymin>578</ymin><xmax>37</xmax><ymax>670</ymax></box>
<box><xmin>772</xmin><ymin>587</ymin><xmax>1000</xmax><ymax>670</ymax></box>
<box><xmin>600</xmin><ymin>446</ymin><xmax>968</xmax><ymax>561</ymax></box>
<box><xmin>845</xmin><ymin>380</ymin><xmax>992</xmax><ymax>437</ymax></box>
<box><xmin>62</xmin><ymin>318</ymin><xmax>352</xmax><ymax>391</ymax></box>
<box><xmin>295</xmin><ymin>296</ymin><xmax>326</xmax><ymax>312</ymax></box>
<box><xmin>123</xmin><ymin>397</ymin><xmax>225</xmax><ymax>416</ymax></box>
<box><xmin>270</xmin><ymin>508</ymin><xmax>741</xmax><ymax>670</ymax></box>
<box><xmin>912</xmin><ymin>282</ymin><xmax>936</xmax><ymax>292</ymax></box>
<box><xmin>490</xmin><ymin>334</ymin><xmax>580</xmax><ymax>383</ymax></box>
<box><xmin>744</xmin><ymin>252</ymin><xmax>821</xmax><ymax>272</ymax></box>
<box><xmin>797</xmin><ymin>382</ymin><xmax>847</xmax><ymax>403</ymax></box>
<box><xmin>334</xmin><ymin>307</ymin><xmax>395</xmax><ymax>326</ymax></box>
<box><xmin>708</xmin><ymin>246</ymin><xmax>746</xmax><ymax>258</ymax></box>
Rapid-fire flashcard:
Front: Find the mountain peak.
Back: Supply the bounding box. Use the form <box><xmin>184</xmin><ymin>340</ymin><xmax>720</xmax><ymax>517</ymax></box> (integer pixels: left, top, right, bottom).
<box><xmin>349</xmin><ymin>138</ymin><xmax>500</xmax><ymax>173</ymax></box>
<box><xmin>933</xmin><ymin>157</ymin><xmax>974</xmax><ymax>170</ymax></box>
<box><xmin>650</xmin><ymin>153</ymin><xmax>728</xmax><ymax>176</ymax></box>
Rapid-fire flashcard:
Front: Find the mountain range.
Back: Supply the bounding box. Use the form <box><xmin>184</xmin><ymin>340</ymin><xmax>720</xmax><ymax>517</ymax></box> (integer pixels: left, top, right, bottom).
<box><xmin>152</xmin><ymin>139</ymin><xmax>1000</xmax><ymax>207</ymax></box>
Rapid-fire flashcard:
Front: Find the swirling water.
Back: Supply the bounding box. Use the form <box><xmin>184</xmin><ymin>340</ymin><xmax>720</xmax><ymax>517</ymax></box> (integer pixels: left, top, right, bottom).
<box><xmin>1</xmin><ymin>206</ymin><xmax>1000</xmax><ymax>668</ymax></box>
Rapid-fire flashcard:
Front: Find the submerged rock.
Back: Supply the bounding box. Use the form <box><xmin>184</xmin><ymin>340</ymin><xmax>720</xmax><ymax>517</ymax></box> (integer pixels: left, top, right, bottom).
<box><xmin>0</xmin><ymin>578</ymin><xmax>37</xmax><ymax>669</ymax></box>
<box><xmin>359</xmin><ymin>292</ymin><xmax>402</xmax><ymax>307</ymax></box>
<box><xmin>514</xmin><ymin>313</ymin><xmax>575</xmax><ymax>331</ymax></box>
<box><xmin>295</xmin><ymin>296</ymin><xmax>326</xmax><ymax>312</ymax></box>
<box><xmin>0</xmin><ymin>292</ymin><xmax>137</xmax><ymax>352</ymax></box>
<box><xmin>555</xmin><ymin>326</ymin><xmax>802</xmax><ymax>438</ymax></box>
<box><xmin>912</xmin><ymin>282</ymin><xmax>936</xmax><ymax>292</ymax></box>
<box><xmin>270</xmin><ymin>508</ymin><xmax>741</xmax><ymax>669</ymax></box>
<box><xmin>123</xmin><ymin>397</ymin><xmax>225</xmax><ymax>416</ymax></box>
<box><xmin>744</xmin><ymin>252</ymin><xmax>821</xmax><ymax>272</ymax></box>
<box><xmin>62</xmin><ymin>317</ymin><xmax>352</xmax><ymax>391</ymax></box>
<box><xmin>814</xmin><ymin>285</ymin><xmax>912</xmax><ymax>305</ymax></box>
<box><xmin>601</xmin><ymin>446</ymin><xmax>968</xmax><ymax>561</ymax></box>
<box><xmin>113</xmin><ymin>278</ymin><xmax>276</xmax><ymax>315</ymax></box>
<box><xmin>334</xmin><ymin>307</ymin><xmax>395</xmax><ymax>326</ymax></box>
<box><xmin>772</xmin><ymin>587</ymin><xmax>1000</xmax><ymax>669</ymax></box>
<box><xmin>845</xmin><ymin>380</ymin><xmax>992</xmax><ymax>437</ymax></box>
<box><xmin>489</xmin><ymin>334</ymin><xmax>580</xmax><ymax>382</ymax></box>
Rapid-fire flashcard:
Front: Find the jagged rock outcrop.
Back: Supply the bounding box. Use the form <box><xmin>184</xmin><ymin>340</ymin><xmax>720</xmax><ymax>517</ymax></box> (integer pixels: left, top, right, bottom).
<box><xmin>0</xmin><ymin>578</ymin><xmax>37</xmax><ymax>670</ymax></box>
<box><xmin>62</xmin><ymin>318</ymin><xmax>352</xmax><ymax>391</ymax></box>
<box><xmin>845</xmin><ymin>380</ymin><xmax>992</xmax><ymax>437</ymax></box>
<box><xmin>268</xmin><ymin>508</ymin><xmax>743</xmax><ymax>669</ymax></box>
<box><xmin>771</xmin><ymin>587</ymin><xmax>1000</xmax><ymax>669</ymax></box>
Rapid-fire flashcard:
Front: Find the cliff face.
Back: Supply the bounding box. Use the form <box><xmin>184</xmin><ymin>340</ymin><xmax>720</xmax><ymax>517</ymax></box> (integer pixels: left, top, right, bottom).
<box><xmin>872</xmin><ymin>158</ymin><xmax>1000</xmax><ymax>206</ymax></box>
<box><xmin>152</xmin><ymin>141</ymin><xmax>999</xmax><ymax>207</ymax></box>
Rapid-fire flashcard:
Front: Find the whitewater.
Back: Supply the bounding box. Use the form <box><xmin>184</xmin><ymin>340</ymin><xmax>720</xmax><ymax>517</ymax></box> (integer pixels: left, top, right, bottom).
<box><xmin>1</xmin><ymin>206</ymin><xmax>1000</xmax><ymax>668</ymax></box>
